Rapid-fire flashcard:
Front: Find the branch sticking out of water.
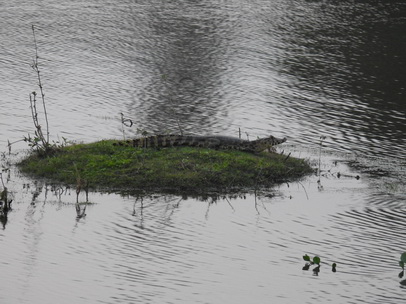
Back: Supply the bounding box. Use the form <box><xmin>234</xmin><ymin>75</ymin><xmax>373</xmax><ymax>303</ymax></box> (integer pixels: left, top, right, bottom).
<box><xmin>120</xmin><ymin>112</ymin><xmax>133</xmax><ymax>140</ymax></box>
<box><xmin>22</xmin><ymin>25</ymin><xmax>57</xmax><ymax>156</ymax></box>
<box><xmin>31</xmin><ymin>25</ymin><xmax>50</xmax><ymax>144</ymax></box>
<box><xmin>19</xmin><ymin>26</ymin><xmax>70</xmax><ymax>156</ymax></box>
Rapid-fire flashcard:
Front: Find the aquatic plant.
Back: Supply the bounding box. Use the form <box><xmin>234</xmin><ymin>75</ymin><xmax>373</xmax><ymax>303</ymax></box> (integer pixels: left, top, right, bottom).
<box><xmin>398</xmin><ymin>252</ymin><xmax>406</xmax><ymax>278</ymax></box>
<box><xmin>23</xmin><ymin>25</ymin><xmax>69</xmax><ymax>156</ymax></box>
<box><xmin>302</xmin><ymin>254</ymin><xmax>337</xmax><ymax>275</ymax></box>
<box><xmin>24</xmin><ymin>25</ymin><xmax>51</xmax><ymax>153</ymax></box>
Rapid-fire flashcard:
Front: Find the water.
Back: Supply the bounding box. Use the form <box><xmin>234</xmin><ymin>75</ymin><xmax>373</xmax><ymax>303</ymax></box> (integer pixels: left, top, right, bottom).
<box><xmin>0</xmin><ymin>0</ymin><xmax>405</xmax><ymax>303</ymax></box>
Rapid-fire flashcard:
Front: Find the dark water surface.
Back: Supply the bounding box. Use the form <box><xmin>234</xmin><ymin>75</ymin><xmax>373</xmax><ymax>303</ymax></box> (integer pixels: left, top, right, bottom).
<box><xmin>0</xmin><ymin>0</ymin><xmax>405</xmax><ymax>303</ymax></box>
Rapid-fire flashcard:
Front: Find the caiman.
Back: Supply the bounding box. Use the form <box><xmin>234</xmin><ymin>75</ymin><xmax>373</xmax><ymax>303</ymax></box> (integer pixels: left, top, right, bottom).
<box><xmin>114</xmin><ymin>134</ymin><xmax>287</xmax><ymax>153</ymax></box>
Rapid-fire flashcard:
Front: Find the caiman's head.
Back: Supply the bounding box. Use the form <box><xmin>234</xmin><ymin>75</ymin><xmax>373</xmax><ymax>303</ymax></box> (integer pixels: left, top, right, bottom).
<box><xmin>253</xmin><ymin>136</ymin><xmax>287</xmax><ymax>152</ymax></box>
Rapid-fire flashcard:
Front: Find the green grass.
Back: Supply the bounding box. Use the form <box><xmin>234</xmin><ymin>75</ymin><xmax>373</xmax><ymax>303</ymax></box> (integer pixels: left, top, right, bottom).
<box><xmin>18</xmin><ymin>140</ymin><xmax>313</xmax><ymax>195</ymax></box>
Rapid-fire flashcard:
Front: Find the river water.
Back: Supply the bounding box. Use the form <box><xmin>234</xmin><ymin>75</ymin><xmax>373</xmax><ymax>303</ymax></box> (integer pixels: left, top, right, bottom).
<box><xmin>0</xmin><ymin>0</ymin><xmax>405</xmax><ymax>303</ymax></box>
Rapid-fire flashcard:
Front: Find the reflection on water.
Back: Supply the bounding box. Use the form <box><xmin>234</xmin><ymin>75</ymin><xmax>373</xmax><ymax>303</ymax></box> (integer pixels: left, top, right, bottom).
<box><xmin>0</xmin><ymin>0</ymin><xmax>405</xmax><ymax>303</ymax></box>
<box><xmin>331</xmin><ymin>206</ymin><xmax>406</xmax><ymax>274</ymax></box>
<box><xmin>0</xmin><ymin>163</ymin><xmax>405</xmax><ymax>303</ymax></box>
<box><xmin>130</xmin><ymin>2</ymin><xmax>241</xmax><ymax>135</ymax></box>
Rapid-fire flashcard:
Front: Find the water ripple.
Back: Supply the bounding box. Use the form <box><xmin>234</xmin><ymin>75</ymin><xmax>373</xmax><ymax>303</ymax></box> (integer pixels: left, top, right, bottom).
<box><xmin>330</xmin><ymin>206</ymin><xmax>406</xmax><ymax>275</ymax></box>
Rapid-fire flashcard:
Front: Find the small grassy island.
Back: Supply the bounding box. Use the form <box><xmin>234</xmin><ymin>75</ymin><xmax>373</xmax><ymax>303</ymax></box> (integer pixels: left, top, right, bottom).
<box><xmin>18</xmin><ymin>140</ymin><xmax>313</xmax><ymax>195</ymax></box>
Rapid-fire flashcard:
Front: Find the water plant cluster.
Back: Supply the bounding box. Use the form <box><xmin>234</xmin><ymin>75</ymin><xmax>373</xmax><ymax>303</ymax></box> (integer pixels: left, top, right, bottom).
<box><xmin>302</xmin><ymin>252</ymin><xmax>406</xmax><ymax>278</ymax></box>
<box><xmin>302</xmin><ymin>254</ymin><xmax>337</xmax><ymax>275</ymax></box>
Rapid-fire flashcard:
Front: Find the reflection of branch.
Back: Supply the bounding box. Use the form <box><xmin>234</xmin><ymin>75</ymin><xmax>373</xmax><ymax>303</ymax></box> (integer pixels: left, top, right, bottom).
<box><xmin>174</xmin><ymin>197</ymin><xmax>182</xmax><ymax>208</ymax></box>
<box><xmin>224</xmin><ymin>197</ymin><xmax>235</xmax><ymax>212</ymax></box>
<box><xmin>297</xmin><ymin>181</ymin><xmax>309</xmax><ymax>200</ymax></box>
<box><xmin>254</xmin><ymin>190</ymin><xmax>259</xmax><ymax>214</ymax></box>
<box><xmin>133</xmin><ymin>197</ymin><xmax>144</xmax><ymax>217</ymax></box>
<box><xmin>132</xmin><ymin>197</ymin><xmax>145</xmax><ymax>229</ymax></box>
<box><xmin>0</xmin><ymin>173</ymin><xmax>5</xmax><ymax>189</ymax></box>
<box><xmin>205</xmin><ymin>201</ymin><xmax>211</xmax><ymax>220</ymax></box>
<box><xmin>31</xmin><ymin>183</ymin><xmax>43</xmax><ymax>205</ymax></box>
<box><xmin>75</xmin><ymin>203</ymin><xmax>86</xmax><ymax>219</ymax></box>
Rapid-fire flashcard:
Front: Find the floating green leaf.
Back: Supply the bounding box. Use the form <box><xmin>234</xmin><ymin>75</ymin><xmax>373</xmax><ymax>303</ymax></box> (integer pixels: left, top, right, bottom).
<box><xmin>303</xmin><ymin>254</ymin><xmax>311</xmax><ymax>262</ymax></box>
<box><xmin>312</xmin><ymin>256</ymin><xmax>321</xmax><ymax>265</ymax></box>
<box><xmin>400</xmin><ymin>252</ymin><xmax>406</xmax><ymax>263</ymax></box>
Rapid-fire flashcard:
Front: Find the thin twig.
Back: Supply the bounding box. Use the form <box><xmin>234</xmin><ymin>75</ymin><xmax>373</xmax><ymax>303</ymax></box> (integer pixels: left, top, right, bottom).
<box><xmin>120</xmin><ymin>113</ymin><xmax>126</xmax><ymax>140</ymax></box>
<box><xmin>32</xmin><ymin>25</ymin><xmax>50</xmax><ymax>144</ymax></box>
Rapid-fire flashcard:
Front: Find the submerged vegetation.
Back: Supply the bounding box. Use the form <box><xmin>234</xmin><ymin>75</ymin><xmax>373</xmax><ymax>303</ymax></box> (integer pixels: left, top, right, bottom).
<box><xmin>18</xmin><ymin>140</ymin><xmax>313</xmax><ymax>195</ymax></box>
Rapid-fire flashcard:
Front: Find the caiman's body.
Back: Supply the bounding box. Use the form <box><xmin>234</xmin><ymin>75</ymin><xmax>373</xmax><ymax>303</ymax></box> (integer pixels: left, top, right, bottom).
<box><xmin>115</xmin><ymin>134</ymin><xmax>286</xmax><ymax>153</ymax></box>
